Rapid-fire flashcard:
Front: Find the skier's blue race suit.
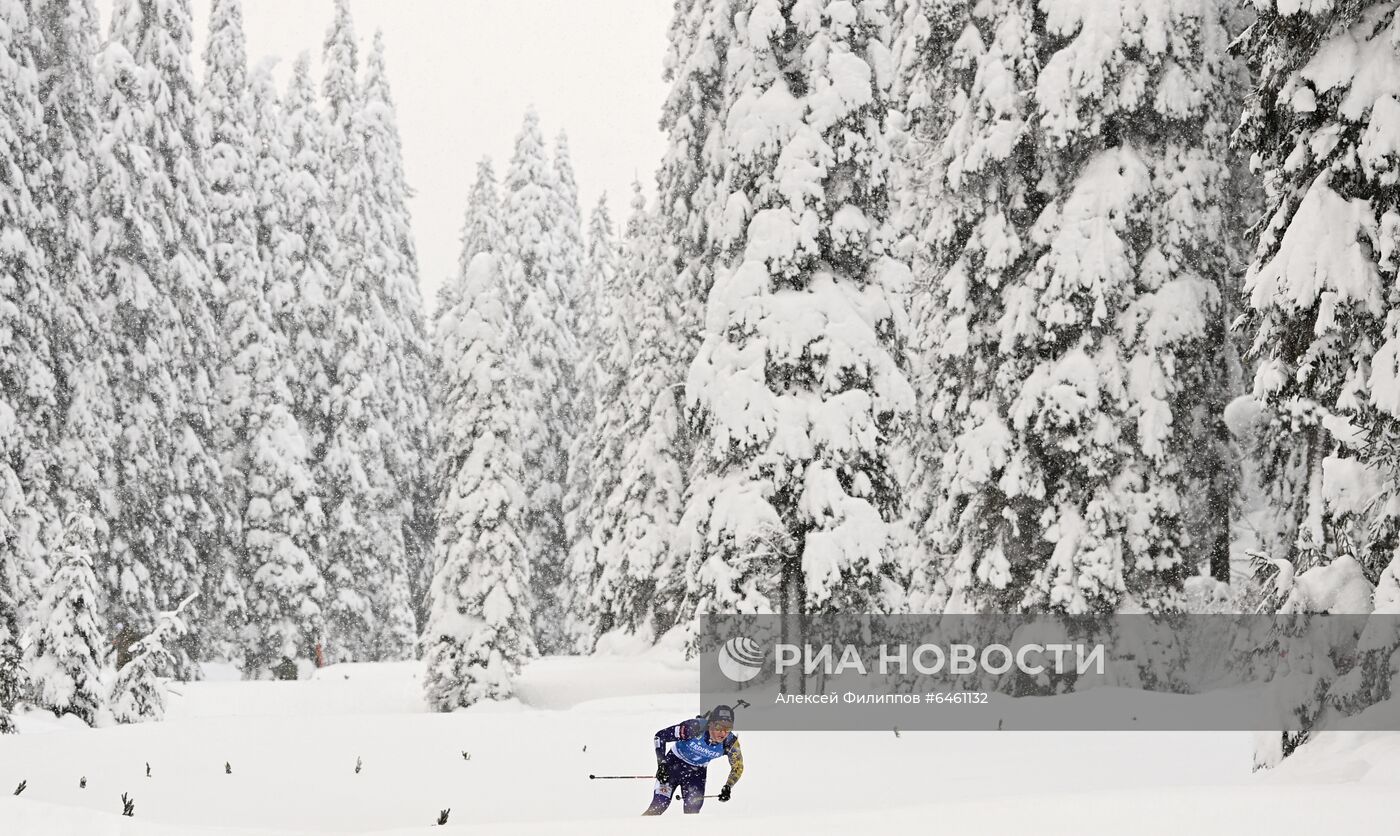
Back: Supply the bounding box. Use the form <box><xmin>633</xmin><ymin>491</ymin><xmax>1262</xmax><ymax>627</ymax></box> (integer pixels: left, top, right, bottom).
<box><xmin>643</xmin><ymin>717</ymin><xmax>744</xmax><ymax>815</ymax></box>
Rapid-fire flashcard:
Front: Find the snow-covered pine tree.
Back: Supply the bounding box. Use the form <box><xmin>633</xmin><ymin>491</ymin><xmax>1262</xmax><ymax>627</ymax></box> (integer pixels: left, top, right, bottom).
<box><xmin>363</xmin><ymin>31</ymin><xmax>432</xmax><ymax>639</ymax></box>
<box><xmin>887</xmin><ymin>0</ymin><xmax>977</xmax><ymax>613</ymax></box>
<box><xmin>1336</xmin><ymin>557</ymin><xmax>1400</xmax><ymax>711</ymax></box>
<box><xmin>563</xmin><ymin>195</ymin><xmax>626</xmax><ymax>650</ymax></box>
<box><xmin>1238</xmin><ymin>0</ymin><xmax>1400</xmax><ymax>583</ymax></box>
<box><xmin>0</xmin><ymin>455</ymin><xmax>22</xmax><ymax>737</ymax></box>
<box><xmin>552</xmin><ymin>130</ymin><xmax>586</xmax><ymax>324</ymax></box>
<box><xmin>232</xmin><ymin>63</ymin><xmax>325</xmax><ymax>678</ymax></box>
<box><xmin>200</xmin><ymin>0</ymin><xmax>258</xmax><ymax>663</ymax></box>
<box><xmin>423</xmin><ymin>253</ymin><xmax>534</xmax><ymax>709</ymax></box>
<box><xmin>498</xmin><ymin>109</ymin><xmax>577</xmax><ymax>653</ymax></box>
<box><xmin>1</xmin><ymin>0</ymin><xmax>56</xmax><ymax>631</ymax></box>
<box><xmin>435</xmin><ymin>158</ymin><xmax>500</xmax><ymax>334</ymax></box>
<box><xmin>549</xmin><ymin>130</ymin><xmax>588</xmax><ymax>648</ymax></box>
<box><xmin>200</xmin><ymin>0</ymin><xmax>255</xmax><ymax>330</ymax></box>
<box><xmin>594</xmin><ymin>184</ymin><xmax>688</xmax><ymax>639</ymax></box>
<box><xmin>460</xmin><ymin>158</ymin><xmax>502</xmax><ymax>265</ymax></box>
<box><xmin>320</xmin><ymin>0</ymin><xmax>412</xmax><ymax>661</ymax></box>
<box><xmin>24</xmin><ymin>516</ymin><xmax>108</xmax><ymax>725</ymax></box>
<box><xmin>925</xmin><ymin>0</ymin><xmax>1235</xmax><ymax>614</ymax></box>
<box><xmin>1</xmin><ymin>455</ymin><xmax>22</xmax><ymax>731</ymax></box>
<box><xmin>247</xmin><ymin>62</ymin><xmax>293</xmax><ymax>331</ymax></box>
<box><xmin>1236</xmin><ymin>0</ymin><xmax>1400</xmax><ymax>727</ymax></box>
<box><xmin>281</xmin><ymin>53</ymin><xmax>335</xmax><ymax>531</ymax></box>
<box><xmin>433</xmin><ymin>158</ymin><xmax>500</xmax><ymax>492</ymax></box>
<box><xmin>658</xmin><ymin>0</ymin><xmax>735</xmax><ymax>364</ymax></box>
<box><xmin>0</xmin><ymin>630</ymin><xmax>17</xmax><ymax>733</ymax></box>
<box><xmin>97</xmin><ymin>0</ymin><xmax>227</xmax><ymax>670</ymax></box>
<box><xmin>429</xmin><ymin>159</ymin><xmax>502</xmax><ymax>640</ymax></box>
<box><xmin>679</xmin><ymin>0</ymin><xmax>915</xmax><ymax>625</ymax></box>
<box><xmin>28</xmin><ymin>0</ymin><xmax>118</xmax><ymax>615</ymax></box>
<box><xmin>109</xmin><ymin>592</ymin><xmax>195</xmax><ymax>723</ymax></box>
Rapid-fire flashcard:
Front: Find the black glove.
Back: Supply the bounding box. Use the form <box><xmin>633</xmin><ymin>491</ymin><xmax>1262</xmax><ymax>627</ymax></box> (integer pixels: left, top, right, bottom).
<box><xmin>718</xmin><ymin>784</ymin><xmax>732</xmax><ymax>802</ymax></box>
<box><xmin>655</xmin><ymin>762</ymin><xmax>670</xmax><ymax>784</ymax></box>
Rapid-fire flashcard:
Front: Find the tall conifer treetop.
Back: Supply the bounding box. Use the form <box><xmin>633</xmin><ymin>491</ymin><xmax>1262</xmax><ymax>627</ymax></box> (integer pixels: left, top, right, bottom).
<box><xmin>681</xmin><ymin>0</ymin><xmax>915</xmax><ymax>622</ymax></box>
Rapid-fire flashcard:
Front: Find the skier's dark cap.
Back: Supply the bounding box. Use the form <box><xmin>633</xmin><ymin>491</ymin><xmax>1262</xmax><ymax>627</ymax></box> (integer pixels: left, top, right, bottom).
<box><xmin>709</xmin><ymin>704</ymin><xmax>735</xmax><ymax>726</ymax></box>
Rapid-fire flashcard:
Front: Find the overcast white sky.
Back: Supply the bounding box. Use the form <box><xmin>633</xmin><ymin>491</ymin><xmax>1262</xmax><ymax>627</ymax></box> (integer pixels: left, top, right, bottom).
<box><xmin>104</xmin><ymin>0</ymin><xmax>674</xmax><ymax>312</ymax></box>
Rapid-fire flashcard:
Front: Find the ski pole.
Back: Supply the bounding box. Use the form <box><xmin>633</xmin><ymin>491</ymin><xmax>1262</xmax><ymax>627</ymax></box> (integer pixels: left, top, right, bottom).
<box><xmin>588</xmin><ymin>774</ymin><xmax>654</xmax><ymax>780</ymax></box>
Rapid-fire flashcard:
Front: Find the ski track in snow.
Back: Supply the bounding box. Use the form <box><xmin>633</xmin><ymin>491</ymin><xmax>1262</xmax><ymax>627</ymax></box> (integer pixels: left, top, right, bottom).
<box><xmin>0</xmin><ymin>655</ymin><xmax>1395</xmax><ymax>835</ymax></box>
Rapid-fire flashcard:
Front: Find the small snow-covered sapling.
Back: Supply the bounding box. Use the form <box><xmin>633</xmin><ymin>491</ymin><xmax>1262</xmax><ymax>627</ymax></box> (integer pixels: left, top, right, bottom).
<box><xmin>355</xmin><ymin>756</ymin><xmax>362</xmax><ymax>774</ymax></box>
<box><xmin>121</xmin><ymin>793</ymin><xmax>135</xmax><ymax>816</ymax></box>
<box><xmin>13</xmin><ymin>779</ymin><xmax>26</xmax><ymax>796</ymax></box>
<box><xmin>225</xmin><ymin>762</ymin><xmax>232</xmax><ymax>775</ymax></box>
<box><xmin>892</xmin><ymin>726</ymin><xmax>900</xmax><ymax>738</ymax></box>
<box><xmin>79</xmin><ymin>776</ymin><xmax>87</xmax><ymax>789</ymax></box>
<box><xmin>437</xmin><ymin>808</ymin><xmax>450</xmax><ymax>825</ymax></box>
<box><xmin>461</xmin><ymin>750</ymin><xmax>471</xmax><ymax>761</ymax></box>
<box><xmin>145</xmin><ymin>762</ymin><xmax>151</xmax><ymax>778</ymax></box>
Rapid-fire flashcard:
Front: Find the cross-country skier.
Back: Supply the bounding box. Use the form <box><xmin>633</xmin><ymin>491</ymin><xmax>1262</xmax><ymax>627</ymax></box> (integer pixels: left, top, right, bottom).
<box><xmin>642</xmin><ymin>704</ymin><xmax>743</xmax><ymax>815</ymax></box>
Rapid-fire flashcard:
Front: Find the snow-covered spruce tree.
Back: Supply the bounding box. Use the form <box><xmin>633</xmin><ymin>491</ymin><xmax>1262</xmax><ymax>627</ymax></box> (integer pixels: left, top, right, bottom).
<box><xmin>1</xmin><ymin>0</ymin><xmax>56</xmax><ymax>627</ymax></box>
<box><xmin>887</xmin><ymin>0</ymin><xmax>978</xmax><ymax>613</ymax></box>
<box><xmin>924</xmin><ymin>0</ymin><xmax>1235</xmax><ymax>614</ymax></box>
<box><xmin>281</xmin><ymin>53</ymin><xmax>335</xmax><ymax>516</ymax></box>
<box><xmin>110</xmin><ymin>593</ymin><xmax>195</xmax><ymax>723</ymax></box>
<box><xmin>435</xmin><ymin>158</ymin><xmax>501</xmax><ymax>335</ymax></box>
<box><xmin>232</xmin><ymin>64</ymin><xmax>325</xmax><ymax>678</ymax></box>
<box><xmin>0</xmin><ymin>7</ymin><xmax>65</xmax><ymax>726</ymax></box>
<box><xmin>2</xmin><ymin>463</ymin><xmax>28</xmax><ymax>734</ymax></box>
<box><xmin>1236</xmin><ymin>1</ymin><xmax>1400</xmax><ymax>733</ymax></box>
<box><xmin>0</xmin><ymin>631</ymin><xmax>18</xmax><ymax>733</ymax></box>
<box><xmin>274</xmin><ymin>57</ymin><xmax>336</xmax><ymax>665</ymax></box>
<box><xmin>432</xmin><ymin>158</ymin><xmax>500</xmax><ymax>496</ymax></box>
<box><xmin>563</xmin><ymin>195</ymin><xmax>626</xmax><ymax>649</ymax></box>
<box><xmin>200</xmin><ymin>0</ymin><xmax>256</xmax><ymax>329</ymax></box>
<box><xmin>595</xmin><ymin>185</ymin><xmax>688</xmax><ymax>639</ymax></box>
<box><xmin>423</xmin><ymin>253</ymin><xmax>534</xmax><ymax>709</ymax></box>
<box><xmin>320</xmin><ymin>0</ymin><xmax>413</xmax><ymax>661</ymax></box>
<box><xmin>29</xmin><ymin>0</ymin><xmax>118</xmax><ymax>605</ymax></box>
<box><xmin>679</xmin><ymin>0</ymin><xmax>914</xmax><ymax>625</ymax></box>
<box><xmin>558</xmin><ymin>176</ymin><xmax>596</xmax><ymax>540</ymax></box>
<box><xmin>552</xmin><ymin>131</ymin><xmax>586</xmax><ymax>321</ymax></box>
<box><xmin>248</xmin><ymin>62</ymin><xmax>293</xmax><ymax>332</ymax></box>
<box><xmin>1237</xmin><ymin>552</ymin><xmax>1374</xmax><ymax>768</ymax></box>
<box><xmin>549</xmin><ymin>130</ymin><xmax>589</xmax><ymax>648</ymax></box>
<box><xmin>363</xmin><ymin>31</ymin><xmax>432</xmax><ymax>640</ymax></box>
<box><xmin>1335</xmin><ymin>557</ymin><xmax>1400</xmax><ymax>712</ymax></box>
<box><xmin>97</xmin><ymin>0</ymin><xmax>227</xmax><ymax>669</ymax></box>
<box><xmin>499</xmin><ymin>109</ymin><xmax>577</xmax><ymax>653</ymax></box>
<box><xmin>1238</xmin><ymin>0</ymin><xmax>1400</xmax><ymax>583</ymax></box>
<box><xmin>1</xmin><ymin>457</ymin><xmax>22</xmax><ymax>736</ymax></box>
<box><xmin>1</xmin><ymin>474</ymin><xmax>21</xmax><ymax>732</ymax></box>
<box><xmin>25</xmin><ymin>516</ymin><xmax>108</xmax><ymax>725</ymax></box>
<box><xmin>200</xmin><ymin>0</ymin><xmax>257</xmax><ymax>661</ymax></box>
<box><xmin>658</xmin><ymin>0</ymin><xmax>736</xmax><ymax>365</ymax></box>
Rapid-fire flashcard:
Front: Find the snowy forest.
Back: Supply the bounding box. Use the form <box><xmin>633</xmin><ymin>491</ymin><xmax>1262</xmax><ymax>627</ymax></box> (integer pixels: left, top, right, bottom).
<box><xmin>2</xmin><ymin>0</ymin><xmax>1399</xmax><ymax>753</ymax></box>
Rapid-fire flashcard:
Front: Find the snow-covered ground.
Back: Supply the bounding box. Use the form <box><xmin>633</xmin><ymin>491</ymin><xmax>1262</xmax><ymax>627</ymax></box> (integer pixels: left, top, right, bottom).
<box><xmin>0</xmin><ymin>651</ymin><xmax>1395</xmax><ymax>835</ymax></box>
